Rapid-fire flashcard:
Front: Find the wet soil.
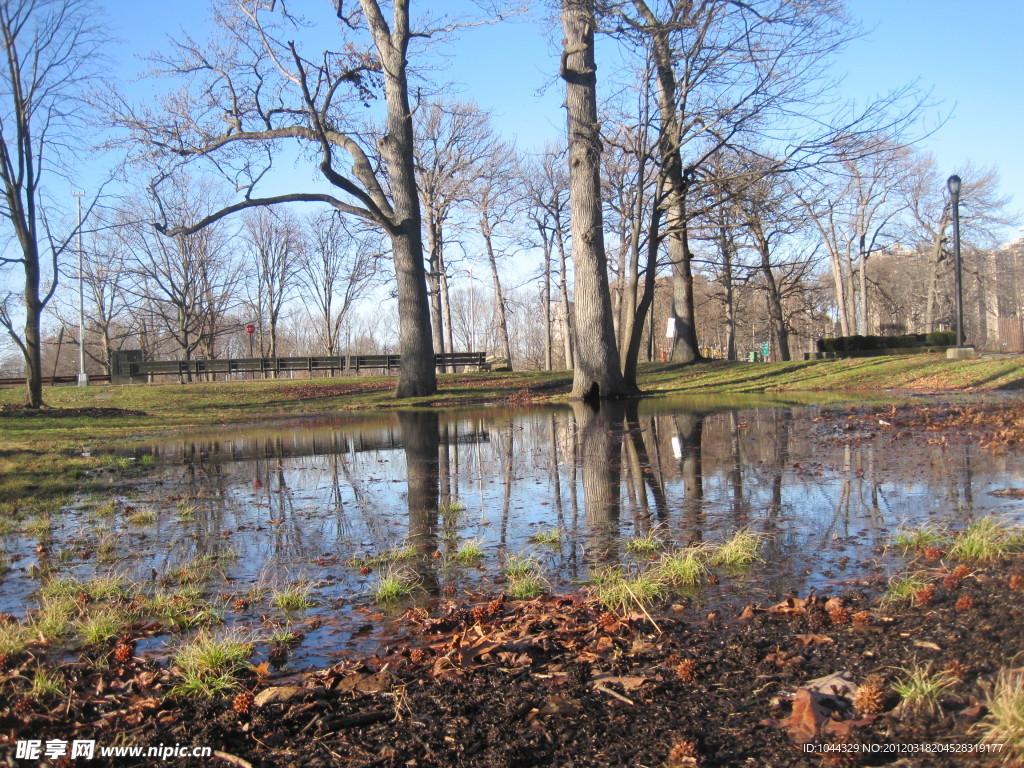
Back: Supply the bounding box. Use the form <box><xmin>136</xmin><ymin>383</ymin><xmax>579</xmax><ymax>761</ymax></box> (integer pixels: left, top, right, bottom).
<box><xmin>2</xmin><ymin>558</ymin><xmax>1022</xmax><ymax>768</ymax></box>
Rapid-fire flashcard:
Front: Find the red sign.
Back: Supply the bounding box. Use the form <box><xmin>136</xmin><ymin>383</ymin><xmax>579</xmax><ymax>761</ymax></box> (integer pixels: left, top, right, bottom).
<box><xmin>245</xmin><ymin>324</ymin><xmax>255</xmax><ymax>335</ymax></box>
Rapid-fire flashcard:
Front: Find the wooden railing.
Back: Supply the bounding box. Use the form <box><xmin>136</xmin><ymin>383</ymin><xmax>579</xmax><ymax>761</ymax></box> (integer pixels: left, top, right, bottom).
<box><xmin>110</xmin><ymin>351</ymin><xmax>488</xmax><ymax>384</ymax></box>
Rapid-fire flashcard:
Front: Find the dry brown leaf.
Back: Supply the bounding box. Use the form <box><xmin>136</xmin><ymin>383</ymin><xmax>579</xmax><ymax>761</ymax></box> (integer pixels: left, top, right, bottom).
<box><xmin>794</xmin><ymin>633</ymin><xmax>834</xmax><ymax>646</ymax></box>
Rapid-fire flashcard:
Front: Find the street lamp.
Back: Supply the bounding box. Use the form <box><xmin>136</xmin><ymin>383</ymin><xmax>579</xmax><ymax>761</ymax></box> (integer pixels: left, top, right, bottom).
<box><xmin>72</xmin><ymin>191</ymin><xmax>88</xmax><ymax>386</ymax></box>
<box><xmin>947</xmin><ymin>174</ymin><xmax>965</xmax><ymax>348</ymax></box>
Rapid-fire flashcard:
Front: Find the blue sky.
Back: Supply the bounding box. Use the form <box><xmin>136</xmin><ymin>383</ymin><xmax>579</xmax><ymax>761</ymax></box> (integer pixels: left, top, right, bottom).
<box><xmin>103</xmin><ymin>0</ymin><xmax>1021</xmax><ymax>240</ymax></box>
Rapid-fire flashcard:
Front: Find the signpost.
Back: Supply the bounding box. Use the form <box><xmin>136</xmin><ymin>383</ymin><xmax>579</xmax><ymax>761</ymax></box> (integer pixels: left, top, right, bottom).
<box><xmin>245</xmin><ymin>324</ymin><xmax>255</xmax><ymax>357</ymax></box>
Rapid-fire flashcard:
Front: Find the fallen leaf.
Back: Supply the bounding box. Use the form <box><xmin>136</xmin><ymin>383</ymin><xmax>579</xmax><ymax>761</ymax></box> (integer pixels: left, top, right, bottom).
<box><xmin>254</xmin><ymin>686</ymin><xmax>307</xmax><ymax>708</ymax></box>
<box><xmin>794</xmin><ymin>634</ymin><xmax>834</xmax><ymax>646</ymax></box>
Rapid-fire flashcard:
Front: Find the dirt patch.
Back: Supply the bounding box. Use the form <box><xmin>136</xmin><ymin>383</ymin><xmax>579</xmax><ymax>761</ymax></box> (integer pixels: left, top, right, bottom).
<box><xmin>275</xmin><ymin>382</ymin><xmax>391</xmax><ymax>400</ymax></box>
<box><xmin>2</xmin><ymin>559</ymin><xmax>1021</xmax><ymax>767</ymax></box>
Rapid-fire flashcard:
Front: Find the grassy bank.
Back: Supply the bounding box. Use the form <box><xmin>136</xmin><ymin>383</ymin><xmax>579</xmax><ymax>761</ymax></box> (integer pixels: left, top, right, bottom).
<box><xmin>1</xmin><ymin>354</ymin><xmax>1022</xmax><ymax>503</ymax></box>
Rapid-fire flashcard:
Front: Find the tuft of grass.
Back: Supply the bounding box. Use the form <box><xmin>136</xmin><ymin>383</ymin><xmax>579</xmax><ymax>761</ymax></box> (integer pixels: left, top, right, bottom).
<box><xmin>507</xmin><ymin>572</ymin><xmax>544</xmax><ymax>599</ymax></box>
<box><xmin>438</xmin><ymin>500</ymin><xmax>465</xmax><ymax>519</ymax></box>
<box><xmin>30</xmin><ymin>595</ymin><xmax>78</xmax><ymax>642</ymax></box>
<box><xmin>271</xmin><ymin>580</ymin><xmax>316</xmax><ymax>613</ymax></box>
<box><xmin>883</xmin><ymin>572</ymin><xmax>932</xmax><ymax>604</ymax></box>
<box><xmin>374</xmin><ymin>567</ymin><xmax>419</xmax><ymax>604</ymax></box>
<box><xmin>654</xmin><ymin>548</ymin><xmax>710</xmax><ymax>587</ymax></box>
<box><xmin>40</xmin><ymin>574</ymin><xmax>130</xmax><ymax>602</ymax></box>
<box><xmin>354</xmin><ymin>545</ymin><xmax>418</xmax><ymax>568</ymax></box>
<box><xmin>529</xmin><ymin>528</ymin><xmax>562</xmax><ymax>547</ymax></box>
<box><xmin>77</xmin><ymin>604</ymin><xmax>135</xmax><ymax>647</ymax></box>
<box><xmin>176</xmin><ymin>503</ymin><xmax>198</xmax><ymax>523</ymax></box>
<box><xmin>170</xmin><ymin>630</ymin><xmax>254</xmax><ymax>698</ymax></box>
<box><xmin>502</xmin><ymin>553</ymin><xmax>541</xmax><ymax>580</ymax></box>
<box><xmin>0</xmin><ymin>620</ymin><xmax>30</xmax><ymax>657</ymax></box>
<box><xmin>23</xmin><ymin>514</ymin><xmax>53</xmax><ymax>538</ymax></box>
<box><xmin>974</xmin><ymin>667</ymin><xmax>1024</xmax><ymax>767</ymax></box>
<box><xmin>890</xmin><ymin>524</ymin><xmax>947</xmax><ymax>555</ymax></box>
<box><xmin>593</xmin><ymin>569</ymin><xmax>666</xmax><ymax>615</ymax></box>
<box><xmin>707</xmin><ymin>528</ymin><xmax>763</xmax><ymax>568</ymax></box>
<box><xmin>948</xmin><ymin>517</ymin><xmax>1022</xmax><ymax>564</ymax></box>
<box><xmin>30</xmin><ymin>667</ymin><xmax>66</xmax><ymax>699</ymax></box>
<box><xmin>502</xmin><ymin>552</ymin><xmax>546</xmax><ymax>600</ymax></box>
<box><xmin>149</xmin><ymin>588</ymin><xmax>223</xmax><ymax>630</ymax></box>
<box><xmin>625</xmin><ymin>528</ymin><xmax>665</xmax><ymax>557</ymax></box>
<box><xmin>892</xmin><ymin>663</ymin><xmax>955</xmax><ymax>718</ymax></box>
<box><xmin>126</xmin><ymin>509</ymin><xmax>157</xmax><ymax>525</ymax></box>
<box><xmin>450</xmin><ymin>539</ymin><xmax>485</xmax><ymax>565</ymax></box>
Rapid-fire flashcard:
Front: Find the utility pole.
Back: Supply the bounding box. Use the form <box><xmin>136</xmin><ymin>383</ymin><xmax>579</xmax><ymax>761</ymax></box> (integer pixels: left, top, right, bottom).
<box><xmin>73</xmin><ymin>191</ymin><xmax>88</xmax><ymax>386</ymax></box>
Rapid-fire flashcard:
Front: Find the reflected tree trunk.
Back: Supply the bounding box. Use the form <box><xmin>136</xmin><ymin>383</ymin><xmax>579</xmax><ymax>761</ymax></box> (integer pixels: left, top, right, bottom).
<box><xmin>673</xmin><ymin>412</ymin><xmax>704</xmax><ymax>542</ymax></box>
<box><xmin>572</xmin><ymin>400</ymin><xmax>626</xmax><ymax>562</ymax></box>
<box><xmin>399</xmin><ymin>411</ymin><xmax>440</xmax><ymax>593</ymax></box>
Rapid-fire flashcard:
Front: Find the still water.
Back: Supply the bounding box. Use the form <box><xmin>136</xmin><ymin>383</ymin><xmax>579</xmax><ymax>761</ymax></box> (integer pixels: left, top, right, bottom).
<box><xmin>4</xmin><ymin>396</ymin><xmax>1023</xmax><ymax>665</ymax></box>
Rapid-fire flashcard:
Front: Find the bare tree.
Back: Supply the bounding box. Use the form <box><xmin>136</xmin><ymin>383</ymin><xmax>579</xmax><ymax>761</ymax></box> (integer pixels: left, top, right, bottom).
<box><xmin>296</xmin><ymin>210</ymin><xmax>378</xmax><ymax>355</ymax></box>
<box><xmin>112</xmin><ymin>1</ymin><xmax>514</xmax><ymax>397</ymax></box>
<box><xmin>0</xmin><ymin>0</ymin><xmax>106</xmax><ymax>406</ymax></box>
<box><xmin>243</xmin><ymin>208</ymin><xmax>299</xmax><ymax>361</ymax></box>
<box><xmin>472</xmin><ymin>139</ymin><xmax>522</xmax><ymax>363</ymax></box>
<box><xmin>560</xmin><ymin>0</ymin><xmax>631</xmax><ymax>399</ymax></box>
<box><xmin>119</xmin><ymin>188</ymin><xmax>239</xmax><ymax>377</ymax></box>
<box><xmin>414</xmin><ymin>100</ymin><xmax>493</xmax><ymax>367</ymax></box>
<box><xmin>524</xmin><ymin>144</ymin><xmax>574</xmax><ymax>370</ymax></box>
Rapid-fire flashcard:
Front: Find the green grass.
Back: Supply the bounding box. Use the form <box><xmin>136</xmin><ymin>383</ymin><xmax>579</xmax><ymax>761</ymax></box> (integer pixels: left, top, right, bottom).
<box><xmin>892</xmin><ymin>663</ymin><xmax>955</xmax><ymax>718</ymax></box>
<box><xmin>974</xmin><ymin>668</ymin><xmax>1024</xmax><ymax>766</ymax></box>
<box><xmin>374</xmin><ymin>567</ymin><xmax>419</xmax><ymax>604</ymax></box>
<box><xmin>654</xmin><ymin>548</ymin><xmax>710</xmax><ymax>587</ymax></box>
<box><xmin>23</xmin><ymin>514</ymin><xmax>53</xmax><ymax>538</ymax></box>
<box><xmin>450</xmin><ymin>539</ymin><xmax>485</xmax><ymax>565</ymax></box>
<box><xmin>30</xmin><ymin>595</ymin><xmax>78</xmax><ymax>642</ymax></box>
<box><xmin>30</xmin><ymin>667</ymin><xmax>66</xmax><ymax>699</ymax></box>
<box><xmin>353</xmin><ymin>545</ymin><xmax>419</xmax><ymax>568</ymax></box>
<box><xmin>625</xmin><ymin>528</ymin><xmax>665</xmax><ymax>557</ymax></box>
<box><xmin>438</xmin><ymin>500</ymin><xmax>465</xmax><ymax>520</ymax></box>
<box><xmin>891</xmin><ymin>525</ymin><xmax>947</xmax><ymax>555</ymax></box>
<box><xmin>529</xmin><ymin>528</ymin><xmax>562</xmax><ymax>547</ymax></box>
<box><xmin>883</xmin><ymin>573</ymin><xmax>932</xmax><ymax>604</ymax></box>
<box><xmin>0</xmin><ymin>620</ymin><xmax>31</xmax><ymax>656</ymax></box>
<box><xmin>39</xmin><ymin>574</ymin><xmax>131</xmax><ymax>602</ymax></box>
<box><xmin>707</xmin><ymin>528</ymin><xmax>763</xmax><ymax>568</ymax></box>
<box><xmin>169</xmin><ymin>630</ymin><xmax>254</xmax><ymax>698</ymax></box>
<box><xmin>502</xmin><ymin>552</ymin><xmax>546</xmax><ymax>600</ymax></box>
<box><xmin>271</xmin><ymin>580</ymin><xmax>316</xmax><ymax>612</ymax></box>
<box><xmin>507</xmin><ymin>573</ymin><xmax>544</xmax><ymax>600</ymax></box>
<box><xmin>76</xmin><ymin>604</ymin><xmax>135</xmax><ymax>646</ymax></box>
<box><xmin>593</xmin><ymin>569</ymin><xmax>666</xmax><ymax>615</ymax></box>
<box><xmin>948</xmin><ymin>517</ymin><xmax>1023</xmax><ymax>564</ymax></box>
<box><xmin>149</xmin><ymin>588</ymin><xmax>224</xmax><ymax>629</ymax></box>
<box><xmin>126</xmin><ymin>509</ymin><xmax>158</xmax><ymax>525</ymax></box>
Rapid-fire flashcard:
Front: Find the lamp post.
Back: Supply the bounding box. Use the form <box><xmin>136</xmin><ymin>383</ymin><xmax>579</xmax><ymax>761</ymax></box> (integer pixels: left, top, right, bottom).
<box><xmin>72</xmin><ymin>191</ymin><xmax>88</xmax><ymax>386</ymax></box>
<box><xmin>947</xmin><ymin>174</ymin><xmax>965</xmax><ymax>348</ymax></box>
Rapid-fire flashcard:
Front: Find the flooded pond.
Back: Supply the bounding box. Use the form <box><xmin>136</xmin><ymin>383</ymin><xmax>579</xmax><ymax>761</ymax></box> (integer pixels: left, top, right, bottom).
<box><xmin>4</xmin><ymin>395</ymin><xmax>1024</xmax><ymax>668</ymax></box>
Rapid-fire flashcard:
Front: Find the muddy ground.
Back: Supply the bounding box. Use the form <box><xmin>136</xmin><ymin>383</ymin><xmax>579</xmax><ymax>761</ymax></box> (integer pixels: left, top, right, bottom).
<box><xmin>2</xmin><ymin>399</ymin><xmax>1024</xmax><ymax>767</ymax></box>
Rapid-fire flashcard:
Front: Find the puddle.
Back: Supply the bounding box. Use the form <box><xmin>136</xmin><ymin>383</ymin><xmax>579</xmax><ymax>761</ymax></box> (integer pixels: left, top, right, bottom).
<box><xmin>2</xmin><ymin>395</ymin><xmax>1022</xmax><ymax>668</ymax></box>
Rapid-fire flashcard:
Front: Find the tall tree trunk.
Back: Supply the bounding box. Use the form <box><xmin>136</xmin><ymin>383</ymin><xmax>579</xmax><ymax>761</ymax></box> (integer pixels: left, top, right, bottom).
<box><xmin>540</xmin><ymin>225</ymin><xmax>553</xmax><ymax>370</ymax></box>
<box><xmin>555</xmin><ymin>224</ymin><xmax>574</xmax><ymax>369</ymax></box>
<box><xmin>481</xmin><ymin>217</ymin><xmax>513</xmax><ymax>362</ymax></box>
<box><xmin>23</xmin><ymin>254</ymin><xmax>43</xmax><ymax>407</ymax></box>
<box><xmin>756</xmin><ymin>233</ymin><xmax>791</xmax><ymax>361</ymax></box>
<box><xmin>622</xmin><ymin>203</ymin><xmax>661</xmax><ymax>389</ymax></box>
<box><xmin>827</xmin><ymin>246</ymin><xmax>850</xmax><ymax>336</ymax></box>
<box><xmin>561</xmin><ymin>0</ymin><xmax>631</xmax><ymax>399</ymax></box>
<box><xmin>362</xmin><ymin>0</ymin><xmax>436</xmax><ymax>397</ymax></box>
<box><xmin>631</xmin><ymin>2</ymin><xmax>701</xmax><ymax>363</ymax></box>
<box><xmin>425</xmin><ymin>203</ymin><xmax>446</xmax><ymax>370</ymax></box>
